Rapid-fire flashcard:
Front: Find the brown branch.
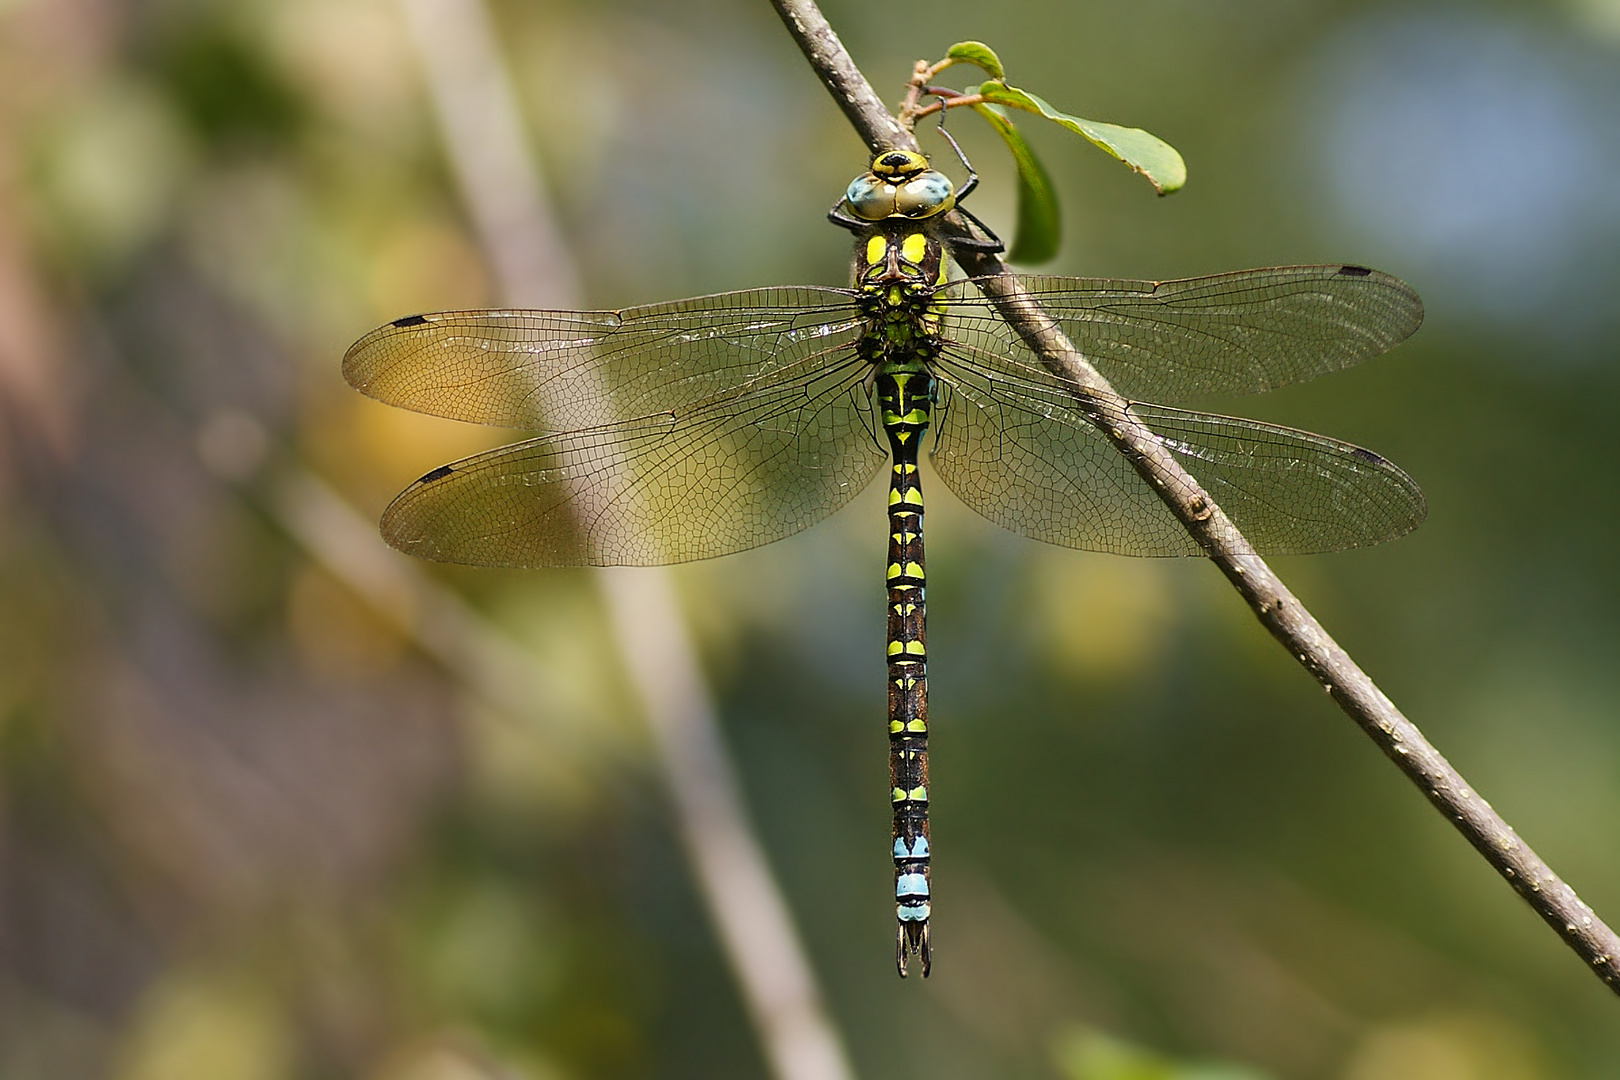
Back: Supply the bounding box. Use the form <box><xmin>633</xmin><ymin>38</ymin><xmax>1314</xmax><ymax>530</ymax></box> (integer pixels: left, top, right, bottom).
<box><xmin>768</xmin><ymin>0</ymin><xmax>1620</xmax><ymax>996</ymax></box>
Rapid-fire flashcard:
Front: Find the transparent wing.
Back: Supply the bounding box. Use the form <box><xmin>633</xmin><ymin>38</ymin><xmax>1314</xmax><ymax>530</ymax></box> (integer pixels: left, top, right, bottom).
<box><xmin>930</xmin><ymin>342</ymin><xmax>1426</xmax><ymax>556</ymax></box>
<box><xmin>940</xmin><ymin>266</ymin><xmax>1423</xmax><ymax>404</ymax></box>
<box><xmin>343</xmin><ymin>286</ymin><xmax>866</xmax><ymax>430</ymax></box>
<box><xmin>379</xmin><ymin>346</ymin><xmax>885</xmax><ymax>566</ymax></box>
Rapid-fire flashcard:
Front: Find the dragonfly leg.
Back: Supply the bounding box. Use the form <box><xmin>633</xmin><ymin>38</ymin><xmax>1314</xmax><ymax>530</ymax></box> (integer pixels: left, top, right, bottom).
<box><xmin>948</xmin><ymin>206</ymin><xmax>1004</xmax><ymax>254</ymax></box>
<box><xmin>828</xmin><ymin>198</ymin><xmax>867</xmax><ymax>233</ymax></box>
<box><xmin>929</xmin><ymin>117</ymin><xmax>1004</xmax><ymax>253</ymax></box>
<box><xmin>932</xmin><ymin>119</ymin><xmax>980</xmax><ymax>202</ymax></box>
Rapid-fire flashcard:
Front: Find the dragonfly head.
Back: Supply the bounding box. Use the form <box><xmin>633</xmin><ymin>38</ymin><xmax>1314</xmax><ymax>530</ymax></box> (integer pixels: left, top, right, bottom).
<box><xmin>844</xmin><ymin>149</ymin><xmax>956</xmax><ymax>223</ymax></box>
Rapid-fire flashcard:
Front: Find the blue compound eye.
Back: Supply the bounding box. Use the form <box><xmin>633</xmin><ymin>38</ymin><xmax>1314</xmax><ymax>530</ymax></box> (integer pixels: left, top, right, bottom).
<box><xmin>847</xmin><ymin>166</ymin><xmax>955</xmax><ymax>222</ymax></box>
<box><xmin>893</xmin><ymin>171</ymin><xmax>955</xmax><ymax>219</ymax></box>
<box><xmin>845</xmin><ymin>174</ymin><xmax>897</xmax><ymax>221</ymax></box>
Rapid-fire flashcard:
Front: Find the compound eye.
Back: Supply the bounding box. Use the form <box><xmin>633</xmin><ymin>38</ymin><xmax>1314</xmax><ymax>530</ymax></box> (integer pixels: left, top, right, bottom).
<box><xmin>845</xmin><ymin>174</ymin><xmax>897</xmax><ymax>221</ymax></box>
<box><xmin>893</xmin><ymin>171</ymin><xmax>955</xmax><ymax>218</ymax></box>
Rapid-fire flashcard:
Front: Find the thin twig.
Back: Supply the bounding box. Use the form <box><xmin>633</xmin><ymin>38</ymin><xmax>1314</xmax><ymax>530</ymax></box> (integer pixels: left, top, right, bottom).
<box><xmin>768</xmin><ymin>0</ymin><xmax>1620</xmax><ymax>995</ymax></box>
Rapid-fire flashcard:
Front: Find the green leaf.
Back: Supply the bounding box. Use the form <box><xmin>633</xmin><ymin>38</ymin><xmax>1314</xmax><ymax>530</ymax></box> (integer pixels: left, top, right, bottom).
<box><xmin>942</xmin><ymin>41</ymin><xmax>1004</xmax><ymax>80</ymax></box>
<box><xmin>971</xmin><ymin>103</ymin><xmax>1060</xmax><ymax>263</ymax></box>
<box><xmin>1053</xmin><ymin>1028</ymin><xmax>1274</xmax><ymax>1080</ymax></box>
<box><xmin>977</xmin><ymin>81</ymin><xmax>1187</xmax><ymax>195</ymax></box>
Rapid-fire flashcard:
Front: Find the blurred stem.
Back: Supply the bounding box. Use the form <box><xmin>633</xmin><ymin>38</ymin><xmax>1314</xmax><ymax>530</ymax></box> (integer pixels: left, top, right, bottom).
<box><xmin>769</xmin><ymin>0</ymin><xmax>1620</xmax><ymax>996</ymax></box>
<box><xmin>273</xmin><ymin>472</ymin><xmax>598</xmax><ymax>757</ymax></box>
<box><xmin>393</xmin><ymin>0</ymin><xmax>858</xmax><ymax>1078</ymax></box>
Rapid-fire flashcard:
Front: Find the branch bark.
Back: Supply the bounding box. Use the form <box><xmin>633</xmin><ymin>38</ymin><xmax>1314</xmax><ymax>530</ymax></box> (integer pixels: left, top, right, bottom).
<box><xmin>769</xmin><ymin>0</ymin><xmax>1620</xmax><ymax>996</ymax></box>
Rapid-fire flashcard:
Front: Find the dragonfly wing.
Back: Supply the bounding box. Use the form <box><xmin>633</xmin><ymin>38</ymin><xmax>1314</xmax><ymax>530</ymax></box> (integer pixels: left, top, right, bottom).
<box><xmin>344</xmin><ymin>286</ymin><xmax>866</xmax><ymax>430</ymax></box>
<box><xmin>380</xmin><ymin>346</ymin><xmax>885</xmax><ymax>566</ymax></box>
<box><xmin>1131</xmin><ymin>403</ymin><xmax>1426</xmax><ymax>553</ymax></box>
<box><xmin>941</xmin><ymin>266</ymin><xmax>1422</xmax><ymax>404</ymax></box>
<box><xmin>930</xmin><ymin>344</ymin><xmax>1425</xmax><ymax>556</ymax></box>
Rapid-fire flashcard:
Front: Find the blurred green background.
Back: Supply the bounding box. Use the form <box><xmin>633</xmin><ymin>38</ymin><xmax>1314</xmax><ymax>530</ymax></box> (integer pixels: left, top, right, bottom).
<box><xmin>3</xmin><ymin>0</ymin><xmax>1620</xmax><ymax>1077</ymax></box>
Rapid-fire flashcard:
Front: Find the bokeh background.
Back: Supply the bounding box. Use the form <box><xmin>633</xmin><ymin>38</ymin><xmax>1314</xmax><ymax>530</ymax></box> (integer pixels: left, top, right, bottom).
<box><xmin>3</xmin><ymin>0</ymin><xmax>1620</xmax><ymax>1077</ymax></box>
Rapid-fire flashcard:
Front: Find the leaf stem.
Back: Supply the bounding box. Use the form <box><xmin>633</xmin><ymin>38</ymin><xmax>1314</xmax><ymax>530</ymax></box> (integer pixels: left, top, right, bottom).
<box><xmin>907</xmin><ymin>90</ymin><xmax>991</xmax><ymax>124</ymax></box>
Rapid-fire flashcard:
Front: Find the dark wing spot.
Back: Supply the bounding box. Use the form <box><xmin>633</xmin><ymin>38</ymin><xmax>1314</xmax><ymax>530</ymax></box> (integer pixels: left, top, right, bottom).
<box><xmin>418</xmin><ymin>463</ymin><xmax>456</xmax><ymax>483</ymax></box>
<box><xmin>1337</xmin><ymin>265</ymin><xmax>1373</xmax><ymax>278</ymax></box>
<box><xmin>1349</xmin><ymin>446</ymin><xmax>1385</xmax><ymax>464</ymax></box>
<box><xmin>391</xmin><ymin>313</ymin><xmax>430</xmax><ymax>327</ymax></box>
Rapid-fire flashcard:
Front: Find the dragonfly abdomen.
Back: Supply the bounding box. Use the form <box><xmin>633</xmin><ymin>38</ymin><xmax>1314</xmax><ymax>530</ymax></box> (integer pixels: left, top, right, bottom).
<box><xmin>878</xmin><ymin>362</ymin><xmax>934</xmax><ymax>977</ymax></box>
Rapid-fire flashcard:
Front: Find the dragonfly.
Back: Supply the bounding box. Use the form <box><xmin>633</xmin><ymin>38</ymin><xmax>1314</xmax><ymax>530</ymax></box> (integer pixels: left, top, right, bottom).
<box><xmin>344</xmin><ymin>141</ymin><xmax>1424</xmax><ymax>978</ymax></box>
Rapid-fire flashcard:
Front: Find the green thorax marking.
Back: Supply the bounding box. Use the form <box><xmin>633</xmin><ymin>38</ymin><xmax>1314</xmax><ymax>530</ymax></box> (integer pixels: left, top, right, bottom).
<box><xmin>854</xmin><ymin>219</ymin><xmax>949</xmax><ymax>381</ymax></box>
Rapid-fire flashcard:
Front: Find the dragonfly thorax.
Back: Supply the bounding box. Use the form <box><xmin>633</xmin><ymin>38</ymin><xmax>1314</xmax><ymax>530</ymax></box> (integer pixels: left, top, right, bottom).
<box><xmin>851</xmin><ymin>221</ymin><xmax>948</xmax><ymax>374</ymax></box>
<box><xmin>854</xmin><ymin>220</ymin><xmax>948</xmax><ymax>289</ymax></box>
